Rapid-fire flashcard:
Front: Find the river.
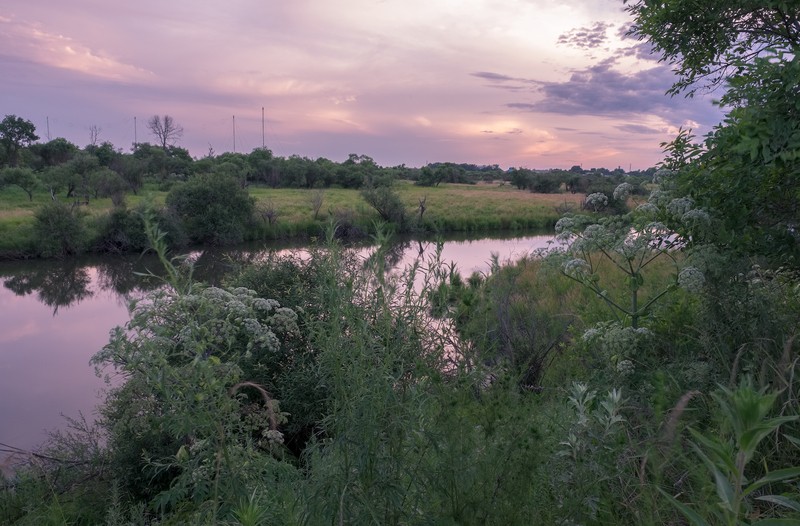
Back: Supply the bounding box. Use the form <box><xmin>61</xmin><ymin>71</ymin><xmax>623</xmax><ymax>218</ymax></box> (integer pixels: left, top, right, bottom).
<box><xmin>0</xmin><ymin>232</ymin><xmax>559</xmax><ymax>453</ymax></box>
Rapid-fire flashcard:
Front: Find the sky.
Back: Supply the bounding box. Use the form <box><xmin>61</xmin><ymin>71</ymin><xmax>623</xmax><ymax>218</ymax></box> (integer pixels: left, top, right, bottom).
<box><xmin>1</xmin><ymin>0</ymin><xmax>723</xmax><ymax>170</ymax></box>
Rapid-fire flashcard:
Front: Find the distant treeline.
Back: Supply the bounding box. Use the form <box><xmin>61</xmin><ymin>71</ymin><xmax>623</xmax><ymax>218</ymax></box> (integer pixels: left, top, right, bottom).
<box><xmin>0</xmin><ymin>115</ymin><xmax>656</xmax><ymax>197</ymax></box>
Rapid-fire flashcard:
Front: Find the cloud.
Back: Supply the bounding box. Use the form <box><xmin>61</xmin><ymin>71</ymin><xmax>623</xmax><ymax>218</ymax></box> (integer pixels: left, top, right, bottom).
<box><xmin>470</xmin><ymin>71</ymin><xmax>540</xmax><ymax>93</ymax></box>
<box><xmin>0</xmin><ymin>17</ymin><xmax>153</xmax><ymax>82</ymax></box>
<box><xmin>557</xmin><ymin>22</ymin><xmax>612</xmax><ymax>49</ymax></box>
<box><xmin>472</xmin><ymin>71</ymin><xmax>518</xmax><ymax>82</ymax></box>
<box><xmin>506</xmin><ymin>58</ymin><xmax>692</xmax><ymax>119</ymax></box>
<box><xmin>615</xmin><ymin>124</ymin><xmax>662</xmax><ymax>134</ymax></box>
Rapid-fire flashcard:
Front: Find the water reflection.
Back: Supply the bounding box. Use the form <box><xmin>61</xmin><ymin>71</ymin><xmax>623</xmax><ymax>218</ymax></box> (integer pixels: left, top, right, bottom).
<box><xmin>0</xmin><ymin>231</ymin><xmax>559</xmax><ymax>310</ymax></box>
<box><xmin>0</xmin><ymin>231</ymin><xmax>557</xmax><ymax>451</ymax></box>
<box><xmin>4</xmin><ymin>263</ymin><xmax>94</xmax><ymax>315</ymax></box>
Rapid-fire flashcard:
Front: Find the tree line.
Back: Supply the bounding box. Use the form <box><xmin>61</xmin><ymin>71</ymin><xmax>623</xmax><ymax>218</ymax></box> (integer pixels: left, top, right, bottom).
<box><xmin>0</xmin><ymin>113</ymin><xmax>655</xmax><ymax>200</ymax></box>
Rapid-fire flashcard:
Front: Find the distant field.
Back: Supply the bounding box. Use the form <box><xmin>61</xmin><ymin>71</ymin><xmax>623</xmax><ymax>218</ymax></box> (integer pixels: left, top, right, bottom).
<box><xmin>0</xmin><ymin>182</ymin><xmax>584</xmax><ymax>257</ymax></box>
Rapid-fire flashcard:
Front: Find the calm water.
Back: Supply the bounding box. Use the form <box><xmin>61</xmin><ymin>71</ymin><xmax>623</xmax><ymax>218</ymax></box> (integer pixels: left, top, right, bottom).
<box><xmin>0</xmin><ymin>232</ymin><xmax>558</xmax><ymax>451</ymax></box>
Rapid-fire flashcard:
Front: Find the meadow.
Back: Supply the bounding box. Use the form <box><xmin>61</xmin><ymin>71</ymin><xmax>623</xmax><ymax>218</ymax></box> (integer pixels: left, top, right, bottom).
<box><xmin>0</xmin><ymin>181</ymin><xmax>583</xmax><ymax>258</ymax></box>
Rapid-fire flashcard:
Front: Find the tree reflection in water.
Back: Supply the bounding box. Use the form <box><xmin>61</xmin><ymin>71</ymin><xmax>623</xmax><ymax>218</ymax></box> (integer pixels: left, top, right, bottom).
<box><xmin>3</xmin><ymin>263</ymin><xmax>94</xmax><ymax>315</ymax></box>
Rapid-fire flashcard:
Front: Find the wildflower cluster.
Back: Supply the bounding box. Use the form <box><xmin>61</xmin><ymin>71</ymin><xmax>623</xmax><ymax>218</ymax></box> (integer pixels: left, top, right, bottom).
<box><xmin>678</xmin><ymin>266</ymin><xmax>706</xmax><ymax>293</ymax></box>
<box><xmin>585</xmin><ymin>192</ymin><xmax>609</xmax><ymax>211</ymax></box>
<box><xmin>582</xmin><ymin>321</ymin><xmax>654</xmax><ymax>375</ymax></box>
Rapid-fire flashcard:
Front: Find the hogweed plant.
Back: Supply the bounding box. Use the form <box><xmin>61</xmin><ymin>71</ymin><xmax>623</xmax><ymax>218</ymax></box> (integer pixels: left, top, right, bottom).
<box><xmin>92</xmin><ymin>222</ymin><xmax>301</xmax><ymax>522</ymax></box>
<box><xmin>554</xmin><ymin>183</ymin><xmax>712</xmax><ymax>331</ymax></box>
<box><xmin>555</xmin><ymin>210</ymin><xmax>681</xmax><ymax>330</ymax></box>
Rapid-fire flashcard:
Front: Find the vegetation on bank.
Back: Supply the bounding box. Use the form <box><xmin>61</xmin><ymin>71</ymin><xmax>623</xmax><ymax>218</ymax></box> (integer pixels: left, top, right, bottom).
<box><xmin>0</xmin><ymin>110</ymin><xmax>652</xmax><ymax>260</ymax></box>
<box><xmin>3</xmin><ymin>1</ymin><xmax>800</xmax><ymax>524</ymax></box>
<box><xmin>0</xmin><ymin>180</ymin><xmax>588</xmax><ymax>260</ymax></box>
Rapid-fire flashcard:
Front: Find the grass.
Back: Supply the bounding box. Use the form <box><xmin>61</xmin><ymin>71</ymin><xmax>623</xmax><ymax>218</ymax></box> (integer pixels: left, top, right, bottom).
<box><xmin>0</xmin><ymin>181</ymin><xmax>583</xmax><ymax>258</ymax></box>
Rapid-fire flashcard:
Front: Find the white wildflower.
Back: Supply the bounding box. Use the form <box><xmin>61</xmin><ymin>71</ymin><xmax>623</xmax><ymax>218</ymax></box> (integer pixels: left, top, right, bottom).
<box><xmin>613</xmin><ymin>183</ymin><xmax>633</xmax><ymax>201</ymax></box>
<box><xmin>564</xmin><ymin>258</ymin><xmax>591</xmax><ymax>279</ymax></box>
<box><xmin>652</xmin><ymin>168</ymin><xmax>675</xmax><ymax>183</ymax></box>
<box><xmin>648</xmin><ymin>190</ymin><xmax>671</xmax><ymax>207</ymax></box>
<box><xmin>253</xmin><ymin>297</ymin><xmax>280</xmax><ymax>313</ymax></box>
<box><xmin>616</xmin><ymin>359</ymin><xmax>635</xmax><ymax>376</ymax></box>
<box><xmin>583</xmin><ymin>327</ymin><xmax>602</xmax><ymax>341</ymax></box>
<box><xmin>678</xmin><ymin>266</ymin><xmax>705</xmax><ymax>293</ymax></box>
<box><xmin>585</xmin><ymin>192</ymin><xmax>609</xmax><ymax>211</ymax></box>
<box><xmin>636</xmin><ymin>202</ymin><xmax>659</xmax><ymax>216</ymax></box>
<box><xmin>681</xmin><ymin>208</ymin><xmax>710</xmax><ymax>226</ymax></box>
<box><xmin>667</xmin><ymin>197</ymin><xmax>694</xmax><ymax>217</ymax></box>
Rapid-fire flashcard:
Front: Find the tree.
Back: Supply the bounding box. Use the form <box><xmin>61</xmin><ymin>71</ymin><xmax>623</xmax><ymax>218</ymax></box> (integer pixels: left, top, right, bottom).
<box><xmin>0</xmin><ymin>115</ymin><xmax>39</xmax><ymax>167</ymax></box>
<box><xmin>1</xmin><ymin>167</ymin><xmax>38</xmax><ymax>201</ymax></box>
<box><xmin>30</xmin><ymin>138</ymin><xmax>78</xmax><ymax>168</ymax></box>
<box><xmin>361</xmin><ymin>179</ymin><xmax>407</xmax><ymax>226</ymax></box>
<box><xmin>146</xmin><ymin>115</ymin><xmax>183</xmax><ymax>149</ymax></box>
<box><xmin>624</xmin><ymin>0</ymin><xmax>800</xmax><ymax>95</ymax></box>
<box><xmin>45</xmin><ymin>152</ymin><xmax>100</xmax><ymax>199</ymax></box>
<box><xmin>627</xmin><ymin>0</ymin><xmax>800</xmax><ymax>265</ymax></box>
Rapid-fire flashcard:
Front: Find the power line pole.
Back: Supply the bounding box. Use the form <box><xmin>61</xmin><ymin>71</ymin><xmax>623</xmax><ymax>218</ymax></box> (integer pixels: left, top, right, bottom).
<box><xmin>46</xmin><ymin>116</ymin><xmax>51</xmax><ymax>141</ymax></box>
<box><xmin>232</xmin><ymin>115</ymin><xmax>236</xmax><ymax>153</ymax></box>
<box><xmin>261</xmin><ymin>107</ymin><xmax>265</xmax><ymax>149</ymax></box>
<box><xmin>133</xmin><ymin>116</ymin><xmax>138</xmax><ymax>149</ymax></box>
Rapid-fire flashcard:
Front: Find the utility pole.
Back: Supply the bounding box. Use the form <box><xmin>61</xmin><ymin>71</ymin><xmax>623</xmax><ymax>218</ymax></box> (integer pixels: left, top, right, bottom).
<box><xmin>46</xmin><ymin>116</ymin><xmax>51</xmax><ymax>141</ymax></box>
<box><xmin>261</xmin><ymin>107</ymin><xmax>265</xmax><ymax>149</ymax></box>
<box><xmin>232</xmin><ymin>115</ymin><xmax>236</xmax><ymax>153</ymax></box>
<box><xmin>134</xmin><ymin>116</ymin><xmax>138</xmax><ymax>149</ymax></box>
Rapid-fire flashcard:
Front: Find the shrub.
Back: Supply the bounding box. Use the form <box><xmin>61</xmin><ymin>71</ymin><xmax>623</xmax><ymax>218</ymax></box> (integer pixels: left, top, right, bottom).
<box><xmin>360</xmin><ymin>180</ymin><xmax>407</xmax><ymax>226</ymax></box>
<box><xmin>33</xmin><ymin>201</ymin><xmax>88</xmax><ymax>258</ymax></box>
<box><xmin>166</xmin><ymin>173</ymin><xmax>255</xmax><ymax>244</ymax></box>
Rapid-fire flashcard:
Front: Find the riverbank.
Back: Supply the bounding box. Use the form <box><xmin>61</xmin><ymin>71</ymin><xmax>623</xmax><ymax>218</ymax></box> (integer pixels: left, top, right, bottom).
<box><xmin>0</xmin><ymin>181</ymin><xmax>582</xmax><ymax>260</ymax></box>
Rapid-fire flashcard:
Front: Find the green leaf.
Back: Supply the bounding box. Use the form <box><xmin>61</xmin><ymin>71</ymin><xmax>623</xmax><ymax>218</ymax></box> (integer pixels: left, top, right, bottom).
<box><xmin>690</xmin><ymin>429</ymin><xmax>736</xmax><ymax>473</ymax></box>
<box><xmin>750</xmin><ymin>519</ymin><xmax>800</xmax><ymax>526</ymax></box>
<box><xmin>689</xmin><ymin>440</ymin><xmax>736</xmax><ymax>511</ymax></box>
<box><xmin>756</xmin><ymin>494</ymin><xmax>800</xmax><ymax>512</ymax></box>
<box><xmin>657</xmin><ymin>488</ymin><xmax>711</xmax><ymax>526</ymax></box>
<box><xmin>744</xmin><ymin>467</ymin><xmax>800</xmax><ymax>498</ymax></box>
<box><xmin>784</xmin><ymin>434</ymin><xmax>800</xmax><ymax>450</ymax></box>
<box><xmin>740</xmin><ymin>417</ymin><xmax>798</xmax><ymax>455</ymax></box>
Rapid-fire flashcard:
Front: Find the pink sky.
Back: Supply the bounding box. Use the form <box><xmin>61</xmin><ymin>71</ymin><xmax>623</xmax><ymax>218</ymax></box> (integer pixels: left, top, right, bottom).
<box><xmin>1</xmin><ymin>0</ymin><xmax>721</xmax><ymax>169</ymax></box>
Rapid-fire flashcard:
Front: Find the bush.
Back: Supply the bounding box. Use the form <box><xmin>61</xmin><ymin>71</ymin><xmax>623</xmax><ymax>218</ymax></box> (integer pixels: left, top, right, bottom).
<box><xmin>93</xmin><ymin>205</ymin><xmax>188</xmax><ymax>254</ymax></box>
<box><xmin>360</xmin><ymin>180</ymin><xmax>407</xmax><ymax>226</ymax></box>
<box><xmin>33</xmin><ymin>201</ymin><xmax>88</xmax><ymax>258</ymax></box>
<box><xmin>166</xmin><ymin>173</ymin><xmax>255</xmax><ymax>244</ymax></box>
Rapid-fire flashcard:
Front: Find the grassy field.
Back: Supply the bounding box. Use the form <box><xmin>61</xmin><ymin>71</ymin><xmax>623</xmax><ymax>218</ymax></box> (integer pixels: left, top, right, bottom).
<box><xmin>0</xmin><ymin>181</ymin><xmax>584</xmax><ymax>257</ymax></box>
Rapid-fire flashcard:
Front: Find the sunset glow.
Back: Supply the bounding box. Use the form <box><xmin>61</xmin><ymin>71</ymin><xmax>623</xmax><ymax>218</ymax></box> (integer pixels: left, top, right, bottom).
<box><xmin>2</xmin><ymin>0</ymin><xmax>722</xmax><ymax>169</ymax></box>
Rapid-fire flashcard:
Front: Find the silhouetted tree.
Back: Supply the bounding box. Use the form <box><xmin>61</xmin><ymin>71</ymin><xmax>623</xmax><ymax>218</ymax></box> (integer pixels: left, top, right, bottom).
<box><xmin>146</xmin><ymin>115</ymin><xmax>183</xmax><ymax>149</ymax></box>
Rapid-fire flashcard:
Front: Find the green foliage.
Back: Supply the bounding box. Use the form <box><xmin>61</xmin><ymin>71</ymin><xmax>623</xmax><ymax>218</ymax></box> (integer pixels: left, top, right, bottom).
<box><xmin>0</xmin><ymin>114</ymin><xmax>38</xmax><ymax>167</ymax></box>
<box><xmin>624</xmin><ymin>0</ymin><xmax>800</xmax><ymax>95</ymax></box>
<box><xmin>449</xmin><ymin>256</ymin><xmax>575</xmax><ymax>390</ymax></box>
<box><xmin>662</xmin><ymin>381</ymin><xmax>800</xmax><ymax>525</ymax></box>
<box><xmin>676</xmin><ymin>54</ymin><xmax>800</xmax><ymax>264</ymax></box>
<box><xmin>360</xmin><ymin>179</ymin><xmax>408</xmax><ymax>226</ymax></box>
<box><xmin>629</xmin><ymin>1</ymin><xmax>800</xmax><ymax>268</ymax></box>
<box><xmin>1</xmin><ymin>167</ymin><xmax>38</xmax><ymax>201</ymax></box>
<box><xmin>93</xmin><ymin>269</ymin><xmax>301</xmax><ymax>516</ymax></box>
<box><xmin>29</xmin><ymin>137</ymin><xmax>79</xmax><ymax>169</ymax></box>
<box><xmin>552</xmin><ymin>382</ymin><xmax>631</xmax><ymax>524</ymax></box>
<box><xmin>33</xmin><ymin>201</ymin><xmax>88</xmax><ymax>258</ymax></box>
<box><xmin>166</xmin><ymin>173</ymin><xmax>255</xmax><ymax>244</ymax></box>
